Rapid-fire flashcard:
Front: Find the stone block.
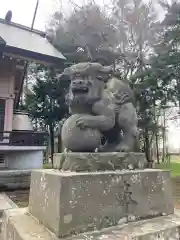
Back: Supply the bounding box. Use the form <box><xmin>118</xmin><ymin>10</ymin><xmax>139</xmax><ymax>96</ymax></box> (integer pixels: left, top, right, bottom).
<box><xmin>69</xmin><ymin>210</ymin><xmax>180</xmax><ymax>239</ymax></box>
<box><xmin>29</xmin><ymin>169</ymin><xmax>173</xmax><ymax>237</ymax></box>
<box><xmin>2</xmin><ymin>208</ymin><xmax>57</xmax><ymax>240</ymax></box>
<box><xmin>2</xmin><ymin>208</ymin><xmax>180</xmax><ymax>240</ymax></box>
<box><xmin>53</xmin><ymin>152</ymin><xmax>147</xmax><ymax>171</ymax></box>
<box><xmin>127</xmin><ymin>169</ymin><xmax>174</xmax><ymax>221</ymax></box>
<box><xmin>0</xmin><ymin>193</ymin><xmax>18</xmax><ymax>218</ymax></box>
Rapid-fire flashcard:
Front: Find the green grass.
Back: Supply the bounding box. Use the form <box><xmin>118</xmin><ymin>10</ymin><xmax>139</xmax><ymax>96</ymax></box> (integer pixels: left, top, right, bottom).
<box><xmin>155</xmin><ymin>162</ymin><xmax>180</xmax><ymax>177</ymax></box>
<box><xmin>43</xmin><ymin>163</ymin><xmax>52</xmax><ymax>169</ymax></box>
<box><xmin>169</xmin><ymin>155</ymin><xmax>180</xmax><ymax>163</ymax></box>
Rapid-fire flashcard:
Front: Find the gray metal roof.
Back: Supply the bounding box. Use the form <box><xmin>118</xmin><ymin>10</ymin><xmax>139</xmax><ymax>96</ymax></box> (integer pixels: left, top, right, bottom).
<box><xmin>0</xmin><ymin>20</ymin><xmax>65</xmax><ymax>62</ymax></box>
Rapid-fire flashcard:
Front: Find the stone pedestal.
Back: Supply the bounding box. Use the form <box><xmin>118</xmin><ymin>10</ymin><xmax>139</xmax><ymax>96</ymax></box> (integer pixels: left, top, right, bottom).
<box><xmin>3</xmin><ymin>208</ymin><xmax>180</xmax><ymax>240</ymax></box>
<box><xmin>2</xmin><ymin>152</ymin><xmax>180</xmax><ymax>240</ymax></box>
<box><xmin>28</xmin><ymin>169</ymin><xmax>173</xmax><ymax>237</ymax></box>
<box><xmin>53</xmin><ymin>152</ymin><xmax>147</xmax><ymax>171</ymax></box>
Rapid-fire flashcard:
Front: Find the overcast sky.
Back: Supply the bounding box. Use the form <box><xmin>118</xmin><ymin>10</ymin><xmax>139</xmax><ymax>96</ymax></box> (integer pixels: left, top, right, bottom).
<box><xmin>0</xmin><ymin>0</ymin><xmax>165</xmax><ymax>31</ymax></box>
<box><xmin>0</xmin><ymin>0</ymin><xmax>108</xmax><ymax>31</ymax></box>
<box><xmin>0</xmin><ymin>0</ymin><xmax>58</xmax><ymax>30</ymax></box>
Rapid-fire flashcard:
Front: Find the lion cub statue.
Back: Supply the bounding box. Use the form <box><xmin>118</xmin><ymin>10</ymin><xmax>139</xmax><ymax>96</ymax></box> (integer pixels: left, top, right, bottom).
<box><xmin>61</xmin><ymin>62</ymin><xmax>138</xmax><ymax>152</ymax></box>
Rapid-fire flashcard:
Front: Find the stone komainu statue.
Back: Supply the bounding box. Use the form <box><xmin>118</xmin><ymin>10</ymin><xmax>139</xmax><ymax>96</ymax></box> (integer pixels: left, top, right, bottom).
<box><xmin>61</xmin><ymin>62</ymin><xmax>138</xmax><ymax>152</ymax></box>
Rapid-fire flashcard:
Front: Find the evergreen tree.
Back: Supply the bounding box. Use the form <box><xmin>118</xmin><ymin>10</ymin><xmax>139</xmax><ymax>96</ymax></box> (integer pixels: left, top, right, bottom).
<box><xmin>24</xmin><ymin>65</ymin><xmax>69</xmax><ymax>164</ymax></box>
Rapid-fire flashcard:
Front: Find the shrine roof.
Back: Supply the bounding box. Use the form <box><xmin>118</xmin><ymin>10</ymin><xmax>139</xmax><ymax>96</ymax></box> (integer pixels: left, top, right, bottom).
<box><xmin>0</xmin><ymin>19</ymin><xmax>65</xmax><ymax>65</ymax></box>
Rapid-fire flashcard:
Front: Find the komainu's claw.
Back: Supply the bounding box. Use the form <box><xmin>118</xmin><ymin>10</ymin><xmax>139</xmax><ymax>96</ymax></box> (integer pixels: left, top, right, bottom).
<box><xmin>95</xmin><ymin>148</ymin><xmax>99</xmax><ymax>153</ymax></box>
<box><xmin>64</xmin><ymin>148</ymin><xmax>72</xmax><ymax>153</ymax></box>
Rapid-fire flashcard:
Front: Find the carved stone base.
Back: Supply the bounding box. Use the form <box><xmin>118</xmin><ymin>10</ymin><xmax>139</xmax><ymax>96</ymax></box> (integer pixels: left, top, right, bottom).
<box><xmin>3</xmin><ymin>208</ymin><xmax>180</xmax><ymax>240</ymax></box>
<box><xmin>28</xmin><ymin>169</ymin><xmax>173</xmax><ymax>237</ymax></box>
<box><xmin>53</xmin><ymin>152</ymin><xmax>148</xmax><ymax>171</ymax></box>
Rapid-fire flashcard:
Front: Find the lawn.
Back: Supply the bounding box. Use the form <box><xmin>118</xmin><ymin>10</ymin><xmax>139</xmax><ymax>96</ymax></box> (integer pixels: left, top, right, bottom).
<box><xmin>155</xmin><ymin>162</ymin><xmax>180</xmax><ymax>177</ymax></box>
<box><xmin>43</xmin><ymin>163</ymin><xmax>52</xmax><ymax>169</ymax></box>
<box><xmin>154</xmin><ymin>155</ymin><xmax>180</xmax><ymax>177</ymax></box>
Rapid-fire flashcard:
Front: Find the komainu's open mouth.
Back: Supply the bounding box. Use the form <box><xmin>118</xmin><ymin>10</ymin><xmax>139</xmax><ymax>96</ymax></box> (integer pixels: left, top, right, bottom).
<box><xmin>72</xmin><ymin>87</ymin><xmax>89</xmax><ymax>94</ymax></box>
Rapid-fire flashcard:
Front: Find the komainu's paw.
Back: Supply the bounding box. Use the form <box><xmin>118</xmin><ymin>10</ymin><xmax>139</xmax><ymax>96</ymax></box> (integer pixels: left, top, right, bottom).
<box><xmin>64</xmin><ymin>148</ymin><xmax>72</xmax><ymax>153</ymax></box>
<box><xmin>94</xmin><ymin>148</ymin><xmax>99</xmax><ymax>153</ymax></box>
<box><xmin>76</xmin><ymin>117</ymin><xmax>90</xmax><ymax>129</ymax></box>
<box><xmin>116</xmin><ymin>144</ymin><xmax>131</xmax><ymax>152</ymax></box>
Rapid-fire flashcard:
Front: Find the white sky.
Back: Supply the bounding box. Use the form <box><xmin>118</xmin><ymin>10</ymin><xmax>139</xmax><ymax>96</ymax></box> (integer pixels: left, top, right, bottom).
<box><xmin>0</xmin><ymin>0</ymin><xmax>109</xmax><ymax>30</ymax></box>
<box><xmin>0</xmin><ymin>0</ymin><xmax>58</xmax><ymax>31</ymax></box>
<box><xmin>0</xmin><ymin>0</ymin><xmax>164</xmax><ymax>31</ymax></box>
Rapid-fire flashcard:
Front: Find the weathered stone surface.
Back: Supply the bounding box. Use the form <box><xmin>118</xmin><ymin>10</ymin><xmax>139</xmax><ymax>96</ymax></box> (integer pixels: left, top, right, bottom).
<box><xmin>29</xmin><ymin>169</ymin><xmax>173</xmax><ymax>237</ymax></box>
<box><xmin>2</xmin><ymin>208</ymin><xmax>180</xmax><ymax>240</ymax></box>
<box><xmin>61</xmin><ymin>114</ymin><xmax>102</xmax><ymax>152</ymax></box>
<box><xmin>0</xmin><ymin>193</ymin><xmax>18</xmax><ymax>233</ymax></box>
<box><xmin>1</xmin><ymin>208</ymin><xmax>50</xmax><ymax>240</ymax></box>
<box><xmin>29</xmin><ymin>169</ymin><xmax>125</xmax><ymax>237</ymax></box>
<box><xmin>69</xmin><ymin>211</ymin><xmax>180</xmax><ymax>240</ymax></box>
<box><xmin>0</xmin><ymin>193</ymin><xmax>18</xmax><ymax>218</ymax></box>
<box><xmin>53</xmin><ymin>152</ymin><xmax>147</xmax><ymax>172</ymax></box>
<box><xmin>61</xmin><ymin>61</ymin><xmax>138</xmax><ymax>153</ymax></box>
<box><xmin>127</xmin><ymin>170</ymin><xmax>174</xmax><ymax>221</ymax></box>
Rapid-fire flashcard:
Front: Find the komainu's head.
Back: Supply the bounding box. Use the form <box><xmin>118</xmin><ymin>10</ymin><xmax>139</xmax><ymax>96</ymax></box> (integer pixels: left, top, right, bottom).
<box><xmin>62</xmin><ymin>62</ymin><xmax>112</xmax><ymax>105</ymax></box>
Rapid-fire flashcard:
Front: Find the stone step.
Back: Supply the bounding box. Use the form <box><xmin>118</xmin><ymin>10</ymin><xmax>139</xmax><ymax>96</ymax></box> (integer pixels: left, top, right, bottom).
<box><xmin>2</xmin><ymin>208</ymin><xmax>180</xmax><ymax>240</ymax></box>
<box><xmin>0</xmin><ymin>193</ymin><xmax>17</xmax><ymax>218</ymax></box>
<box><xmin>75</xmin><ymin>212</ymin><xmax>180</xmax><ymax>239</ymax></box>
<box><xmin>0</xmin><ymin>193</ymin><xmax>18</xmax><ymax>233</ymax></box>
<box><xmin>2</xmin><ymin>208</ymin><xmax>58</xmax><ymax>240</ymax></box>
